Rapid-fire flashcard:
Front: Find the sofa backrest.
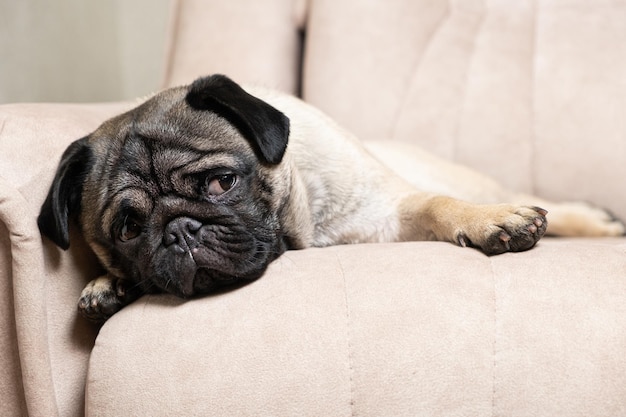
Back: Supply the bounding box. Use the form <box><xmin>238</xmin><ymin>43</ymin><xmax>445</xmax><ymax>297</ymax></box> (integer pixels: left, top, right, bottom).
<box><xmin>164</xmin><ymin>0</ymin><xmax>626</xmax><ymax>220</ymax></box>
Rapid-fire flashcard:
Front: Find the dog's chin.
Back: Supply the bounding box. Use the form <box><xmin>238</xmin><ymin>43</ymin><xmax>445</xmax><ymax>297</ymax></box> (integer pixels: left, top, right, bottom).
<box><xmin>191</xmin><ymin>268</ymin><xmax>253</xmax><ymax>294</ymax></box>
<box><xmin>145</xmin><ymin>239</ymin><xmax>282</xmax><ymax>298</ymax></box>
<box><xmin>149</xmin><ymin>262</ymin><xmax>266</xmax><ymax>299</ymax></box>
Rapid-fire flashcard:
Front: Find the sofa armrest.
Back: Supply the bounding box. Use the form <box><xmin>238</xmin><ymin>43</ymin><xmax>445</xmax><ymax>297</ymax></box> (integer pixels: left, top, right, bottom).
<box><xmin>0</xmin><ymin>102</ymin><xmax>133</xmax><ymax>417</ymax></box>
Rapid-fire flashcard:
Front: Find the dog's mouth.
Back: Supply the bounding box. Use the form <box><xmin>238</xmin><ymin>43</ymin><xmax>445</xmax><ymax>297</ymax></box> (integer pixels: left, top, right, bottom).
<box><xmin>148</xmin><ymin>238</ymin><xmax>278</xmax><ymax>298</ymax></box>
<box><xmin>170</xmin><ymin>259</ymin><xmax>268</xmax><ymax>298</ymax></box>
<box><xmin>189</xmin><ymin>268</ymin><xmax>245</xmax><ymax>295</ymax></box>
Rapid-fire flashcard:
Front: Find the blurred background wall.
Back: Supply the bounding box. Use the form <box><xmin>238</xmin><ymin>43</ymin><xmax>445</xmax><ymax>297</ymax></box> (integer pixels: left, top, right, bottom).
<box><xmin>0</xmin><ymin>0</ymin><xmax>170</xmax><ymax>103</ymax></box>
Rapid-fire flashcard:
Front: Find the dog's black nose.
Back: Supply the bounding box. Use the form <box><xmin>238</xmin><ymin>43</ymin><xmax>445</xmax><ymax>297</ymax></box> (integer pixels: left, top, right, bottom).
<box><xmin>164</xmin><ymin>217</ymin><xmax>203</xmax><ymax>253</ymax></box>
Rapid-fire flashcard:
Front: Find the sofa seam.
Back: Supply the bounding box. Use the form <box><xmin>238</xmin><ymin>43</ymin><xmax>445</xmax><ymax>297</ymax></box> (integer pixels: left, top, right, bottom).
<box><xmin>389</xmin><ymin>1</ymin><xmax>451</xmax><ymax>142</ymax></box>
<box><xmin>489</xmin><ymin>256</ymin><xmax>498</xmax><ymax>417</ymax></box>
<box><xmin>452</xmin><ymin>0</ymin><xmax>486</xmax><ymax>162</ymax></box>
<box><xmin>335</xmin><ymin>253</ymin><xmax>356</xmax><ymax>417</ymax></box>
<box><xmin>529</xmin><ymin>0</ymin><xmax>539</xmax><ymax>196</ymax></box>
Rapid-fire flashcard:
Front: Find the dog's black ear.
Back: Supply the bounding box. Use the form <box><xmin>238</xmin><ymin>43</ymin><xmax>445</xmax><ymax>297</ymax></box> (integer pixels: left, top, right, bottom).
<box><xmin>185</xmin><ymin>74</ymin><xmax>290</xmax><ymax>164</ymax></box>
<box><xmin>38</xmin><ymin>137</ymin><xmax>93</xmax><ymax>250</ymax></box>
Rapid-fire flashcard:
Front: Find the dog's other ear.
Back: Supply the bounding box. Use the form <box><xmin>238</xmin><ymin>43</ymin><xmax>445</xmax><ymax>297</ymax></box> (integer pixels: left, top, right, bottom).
<box><xmin>185</xmin><ymin>74</ymin><xmax>290</xmax><ymax>164</ymax></box>
<box><xmin>38</xmin><ymin>137</ymin><xmax>93</xmax><ymax>250</ymax></box>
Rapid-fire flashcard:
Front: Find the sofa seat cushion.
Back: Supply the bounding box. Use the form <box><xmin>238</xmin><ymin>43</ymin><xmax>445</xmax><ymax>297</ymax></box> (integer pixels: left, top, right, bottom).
<box><xmin>86</xmin><ymin>238</ymin><xmax>626</xmax><ymax>417</ymax></box>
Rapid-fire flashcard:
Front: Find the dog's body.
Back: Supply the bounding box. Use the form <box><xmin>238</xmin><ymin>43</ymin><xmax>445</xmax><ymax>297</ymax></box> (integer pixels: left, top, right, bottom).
<box><xmin>38</xmin><ymin>75</ymin><xmax>624</xmax><ymax>322</ymax></box>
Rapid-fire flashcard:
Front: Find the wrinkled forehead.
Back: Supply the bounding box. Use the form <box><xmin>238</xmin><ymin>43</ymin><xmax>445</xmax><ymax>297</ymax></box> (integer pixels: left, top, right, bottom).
<box><xmin>85</xmin><ymin>85</ymin><xmax>259</xmax><ymax>208</ymax></box>
<box><xmin>92</xmin><ymin>85</ymin><xmax>254</xmax><ymax>158</ymax></box>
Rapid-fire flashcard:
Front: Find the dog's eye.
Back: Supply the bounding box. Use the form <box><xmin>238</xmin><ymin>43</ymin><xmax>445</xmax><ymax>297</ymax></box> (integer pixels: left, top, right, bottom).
<box><xmin>119</xmin><ymin>216</ymin><xmax>142</xmax><ymax>242</ymax></box>
<box><xmin>207</xmin><ymin>174</ymin><xmax>237</xmax><ymax>196</ymax></box>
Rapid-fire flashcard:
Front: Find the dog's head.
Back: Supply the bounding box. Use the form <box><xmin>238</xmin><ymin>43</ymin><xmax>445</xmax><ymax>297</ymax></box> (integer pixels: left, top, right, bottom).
<box><xmin>38</xmin><ymin>75</ymin><xmax>291</xmax><ymax>297</ymax></box>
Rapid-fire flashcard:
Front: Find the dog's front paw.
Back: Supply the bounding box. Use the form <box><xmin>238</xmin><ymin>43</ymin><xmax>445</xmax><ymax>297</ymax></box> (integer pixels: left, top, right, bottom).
<box><xmin>457</xmin><ymin>205</ymin><xmax>548</xmax><ymax>255</ymax></box>
<box><xmin>78</xmin><ymin>276</ymin><xmax>136</xmax><ymax>323</ymax></box>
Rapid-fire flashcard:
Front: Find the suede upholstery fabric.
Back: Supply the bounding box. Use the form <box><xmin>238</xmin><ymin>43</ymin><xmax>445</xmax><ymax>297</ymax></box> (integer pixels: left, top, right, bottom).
<box><xmin>163</xmin><ymin>0</ymin><xmax>307</xmax><ymax>94</ymax></box>
<box><xmin>0</xmin><ymin>103</ymin><xmax>134</xmax><ymax>417</ymax></box>
<box><xmin>84</xmin><ymin>240</ymin><xmax>626</xmax><ymax>417</ymax></box>
<box><xmin>302</xmin><ymin>0</ymin><xmax>626</xmax><ymax>215</ymax></box>
<box><xmin>1</xmin><ymin>1</ymin><xmax>625</xmax><ymax>416</ymax></box>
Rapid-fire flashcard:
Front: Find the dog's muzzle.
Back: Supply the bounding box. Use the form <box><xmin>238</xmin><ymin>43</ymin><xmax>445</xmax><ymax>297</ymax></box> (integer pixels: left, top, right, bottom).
<box><xmin>163</xmin><ymin>217</ymin><xmax>203</xmax><ymax>254</ymax></box>
<box><xmin>153</xmin><ymin>216</ymin><xmax>276</xmax><ymax>297</ymax></box>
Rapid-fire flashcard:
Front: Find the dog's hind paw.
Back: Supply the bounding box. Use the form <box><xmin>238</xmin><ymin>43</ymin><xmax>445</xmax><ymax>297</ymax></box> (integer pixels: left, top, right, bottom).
<box><xmin>543</xmin><ymin>201</ymin><xmax>625</xmax><ymax>237</ymax></box>
<box><xmin>78</xmin><ymin>276</ymin><xmax>137</xmax><ymax>323</ymax></box>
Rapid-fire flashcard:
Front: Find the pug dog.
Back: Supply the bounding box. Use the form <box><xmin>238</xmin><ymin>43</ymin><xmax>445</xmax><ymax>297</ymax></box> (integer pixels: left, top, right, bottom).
<box><xmin>38</xmin><ymin>74</ymin><xmax>625</xmax><ymax>322</ymax></box>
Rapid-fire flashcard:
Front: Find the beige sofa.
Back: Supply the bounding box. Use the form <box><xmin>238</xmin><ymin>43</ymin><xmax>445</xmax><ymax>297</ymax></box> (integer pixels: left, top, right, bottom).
<box><xmin>2</xmin><ymin>1</ymin><xmax>626</xmax><ymax>416</ymax></box>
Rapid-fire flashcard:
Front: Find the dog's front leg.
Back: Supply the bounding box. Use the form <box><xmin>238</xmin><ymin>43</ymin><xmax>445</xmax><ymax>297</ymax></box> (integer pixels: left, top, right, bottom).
<box><xmin>397</xmin><ymin>194</ymin><xmax>548</xmax><ymax>255</ymax></box>
<box><xmin>77</xmin><ymin>275</ymin><xmax>142</xmax><ymax>323</ymax></box>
